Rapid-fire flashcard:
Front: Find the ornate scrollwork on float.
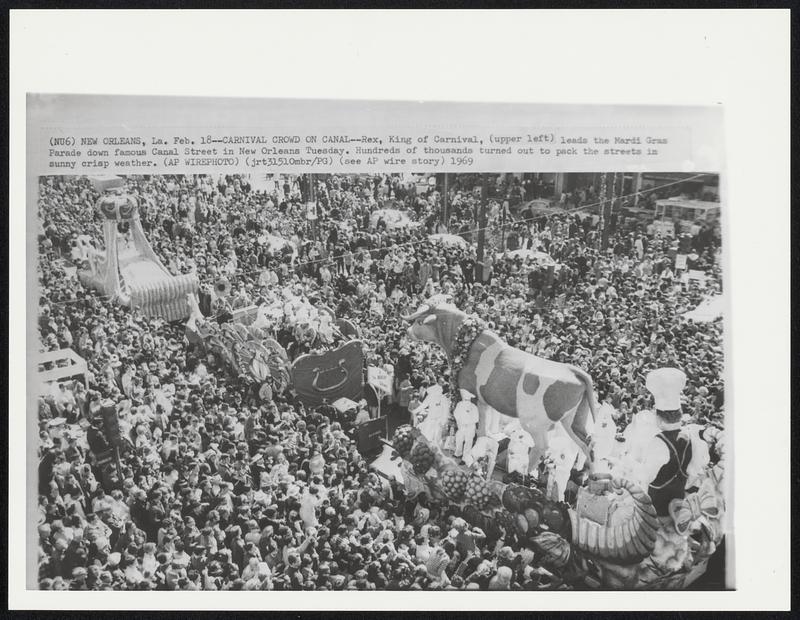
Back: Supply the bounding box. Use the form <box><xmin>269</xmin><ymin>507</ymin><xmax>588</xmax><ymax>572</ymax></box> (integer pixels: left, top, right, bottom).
<box><xmin>213</xmin><ymin>277</ymin><xmax>232</xmax><ymax>299</ymax></box>
<box><xmin>310</xmin><ymin>359</ymin><xmax>350</xmax><ymax>392</ymax></box>
<box><xmin>569</xmin><ymin>475</ymin><xmax>660</xmax><ymax>564</ymax></box>
<box><xmin>569</xmin><ymin>459</ymin><xmax>726</xmax><ymax>589</ymax></box>
<box><xmin>96</xmin><ymin>193</ymin><xmax>139</xmax><ymax>221</ymax></box>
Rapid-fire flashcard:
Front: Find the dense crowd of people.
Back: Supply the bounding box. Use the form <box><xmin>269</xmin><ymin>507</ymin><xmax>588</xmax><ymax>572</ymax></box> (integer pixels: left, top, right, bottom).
<box><xmin>35</xmin><ymin>172</ymin><xmax>723</xmax><ymax>590</ymax></box>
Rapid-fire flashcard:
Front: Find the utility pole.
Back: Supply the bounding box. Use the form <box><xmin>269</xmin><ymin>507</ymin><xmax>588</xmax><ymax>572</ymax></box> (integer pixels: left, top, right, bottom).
<box><xmin>632</xmin><ymin>172</ymin><xmax>643</xmax><ymax>206</ymax></box>
<box><xmin>600</xmin><ymin>172</ymin><xmax>613</xmax><ymax>251</ymax></box>
<box><xmin>609</xmin><ymin>172</ymin><xmax>618</xmax><ymax>239</ymax></box>
<box><xmin>598</xmin><ymin>172</ymin><xmax>607</xmax><ymax>251</ymax></box>
<box><xmin>500</xmin><ymin>198</ymin><xmax>508</xmax><ymax>252</ymax></box>
<box><xmin>475</xmin><ymin>173</ymin><xmax>489</xmax><ymax>282</ymax></box>
<box><xmin>308</xmin><ymin>173</ymin><xmax>317</xmax><ymax>242</ymax></box>
<box><xmin>442</xmin><ymin>173</ymin><xmax>449</xmax><ymax>231</ymax></box>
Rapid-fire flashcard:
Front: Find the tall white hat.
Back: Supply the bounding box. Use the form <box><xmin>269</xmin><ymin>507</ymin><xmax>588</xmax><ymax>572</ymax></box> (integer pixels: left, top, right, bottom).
<box><xmin>645</xmin><ymin>367</ymin><xmax>687</xmax><ymax>411</ymax></box>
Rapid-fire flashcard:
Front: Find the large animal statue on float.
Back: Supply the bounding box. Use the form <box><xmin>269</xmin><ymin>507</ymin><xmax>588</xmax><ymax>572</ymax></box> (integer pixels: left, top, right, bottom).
<box><xmin>403</xmin><ymin>297</ymin><xmax>599</xmax><ymax>472</ymax></box>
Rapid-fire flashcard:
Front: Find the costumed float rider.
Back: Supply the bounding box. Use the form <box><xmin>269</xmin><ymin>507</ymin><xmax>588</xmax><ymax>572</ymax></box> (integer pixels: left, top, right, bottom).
<box><xmin>640</xmin><ymin>367</ymin><xmax>692</xmax><ymax>519</ymax></box>
<box><xmin>452</xmin><ymin>389</ymin><xmax>479</xmax><ymax>461</ymax></box>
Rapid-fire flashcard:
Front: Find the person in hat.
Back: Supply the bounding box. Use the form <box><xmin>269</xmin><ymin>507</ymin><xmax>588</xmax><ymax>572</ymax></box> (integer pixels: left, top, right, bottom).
<box><xmin>452</xmin><ymin>389</ymin><xmax>479</xmax><ymax>460</ymax></box>
<box><xmin>639</xmin><ymin>367</ymin><xmax>693</xmax><ymax>517</ymax></box>
<box><xmin>353</xmin><ymin>401</ymin><xmax>371</xmax><ymax>426</ymax></box>
<box><xmin>406</xmin><ymin>388</ymin><xmax>424</xmax><ymax>424</ymax></box>
<box><xmin>488</xmin><ymin>565</ymin><xmax>514</xmax><ymax>590</ymax></box>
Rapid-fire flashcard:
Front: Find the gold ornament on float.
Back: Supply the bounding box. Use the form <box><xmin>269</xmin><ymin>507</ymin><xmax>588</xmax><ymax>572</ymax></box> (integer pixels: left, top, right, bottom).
<box><xmin>214</xmin><ymin>277</ymin><xmax>232</xmax><ymax>298</ymax></box>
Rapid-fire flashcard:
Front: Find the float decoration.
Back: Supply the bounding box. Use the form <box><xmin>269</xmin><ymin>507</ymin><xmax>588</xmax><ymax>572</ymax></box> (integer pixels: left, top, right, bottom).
<box><xmin>392</xmin><ymin>421</ymin><xmax>726</xmax><ymax>588</ymax></box>
<box><xmin>290</xmin><ymin>340</ymin><xmax>365</xmax><ymax>407</ymax></box>
<box><xmin>447</xmin><ymin>314</ymin><xmax>487</xmax><ymax>418</ymax></box>
<box><xmin>78</xmin><ymin>189</ymin><xmax>199</xmax><ymax>321</ymax></box>
<box><xmin>566</xmin><ymin>459</ymin><xmax>726</xmax><ymax>589</ymax></box>
<box><xmin>568</xmin><ymin>474</ymin><xmax>659</xmax><ymax>564</ymax></box>
<box><xmin>403</xmin><ymin>297</ymin><xmax>598</xmax><ymax>471</ymax></box>
<box><xmin>391</xmin><ymin>424</ymin><xmax>570</xmax><ymax>544</ymax></box>
<box><xmin>392</xmin><ymin>300</ymin><xmax>729</xmax><ymax>589</ymax></box>
<box><xmin>336</xmin><ymin>318</ymin><xmax>361</xmax><ymax>339</ymax></box>
<box><xmin>186</xmin><ymin>294</ymin><xmax>290</xmax><ymax>392</ymax></box>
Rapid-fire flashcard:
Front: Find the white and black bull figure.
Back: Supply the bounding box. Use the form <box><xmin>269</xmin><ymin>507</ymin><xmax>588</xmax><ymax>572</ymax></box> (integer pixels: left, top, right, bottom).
<box><xmin>403</xmin><ymin>300</ymin><xmax>599</xmax><ymax>473</ymax></box>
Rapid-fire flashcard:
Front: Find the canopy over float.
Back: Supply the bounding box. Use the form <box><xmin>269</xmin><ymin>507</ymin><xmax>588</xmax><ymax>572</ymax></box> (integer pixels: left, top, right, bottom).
<box><xmin>78</xmin><ymin>177</ymin><xmax>198</xmax><ymax>321</ymax></box>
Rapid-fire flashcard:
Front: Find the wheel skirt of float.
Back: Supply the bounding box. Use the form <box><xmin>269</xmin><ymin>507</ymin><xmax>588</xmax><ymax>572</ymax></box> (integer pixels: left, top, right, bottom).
<box><xmin>79</xmin><ymin>268</ymin><xmax>198</xmax><ymax>321</ymax></box>
<box><xmin>128</xmin><ymin>273</ymin><xmax>199</xmax><ymax>321</ymax></box>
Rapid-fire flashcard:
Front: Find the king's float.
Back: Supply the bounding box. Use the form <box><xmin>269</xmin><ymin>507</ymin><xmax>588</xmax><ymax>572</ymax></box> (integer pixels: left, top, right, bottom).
<box><xmin>393</xmin><ymin>296</ymin><xmax>726</xmax><ymax>589</ymax></box>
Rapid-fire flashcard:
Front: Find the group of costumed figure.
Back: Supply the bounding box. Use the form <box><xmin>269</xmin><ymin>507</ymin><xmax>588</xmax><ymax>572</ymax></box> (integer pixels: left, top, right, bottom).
<box><xmin>393</xmin><ymin>296</ymin><xmax>726</xmax><ymax>589</ymax></box>
<box><xmin>207</xmin><ymin>279</ymin><xmax>342</xmax><ymax>350</ymax></box>
<box><xmin>184</xmin><ymin>281</ymin><xmax>354</xmax><ymax>396</ymax></box>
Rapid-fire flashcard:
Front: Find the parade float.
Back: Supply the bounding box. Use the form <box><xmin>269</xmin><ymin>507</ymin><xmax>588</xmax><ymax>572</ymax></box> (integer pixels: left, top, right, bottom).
<box><xmin>390</xmin><ymin>422</ymin><xmax>725</xmax><ymax>589</ymax></box>
<box><xmin>185</xmin><ymin>292</ymin><xmax>292</xmax><ymax>398</ymax></box>
<box><xmin>392</xmin><ymin>297</ymin><xmax>727</xmax><ymax>589</ymax></box>
<box><xmin>78</xmin><ymin>179</ymin><xmax>199</xmax><ymax>321</ymax></box>
<box><xmin>184</xmin><ymin>286</ymin><xmax>365</xmax><ymax>405</ymax></box>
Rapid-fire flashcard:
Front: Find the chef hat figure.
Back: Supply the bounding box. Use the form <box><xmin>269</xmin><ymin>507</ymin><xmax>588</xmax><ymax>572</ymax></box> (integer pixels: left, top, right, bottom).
<box><xmin>646</xmin><ymin>367</ymin><xmax>687</xmax><ymax>424</ymax></box>
<box><xmin>459</xmin><ymin>388</ymin><xmax>475</xmax><ymax>401</ymax></box>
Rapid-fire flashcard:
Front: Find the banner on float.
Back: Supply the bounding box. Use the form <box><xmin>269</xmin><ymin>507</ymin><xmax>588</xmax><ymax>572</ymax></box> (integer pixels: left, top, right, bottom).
<box><xmin>290</xmin><ymin>340</ymin><xmax>365</xmax><ymax>406</ymax></box>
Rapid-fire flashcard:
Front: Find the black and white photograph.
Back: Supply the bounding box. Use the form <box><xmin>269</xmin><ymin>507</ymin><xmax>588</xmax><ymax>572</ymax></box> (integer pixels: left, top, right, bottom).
<box><xmin>33</xmin><ymin>170</ymin><xmax>728</xmax><ymax>591</ymax></box>
<box><xmin>10</xmin><ymin>8</ymin><xmax>790</xmax><ymax>612</ymax></box>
